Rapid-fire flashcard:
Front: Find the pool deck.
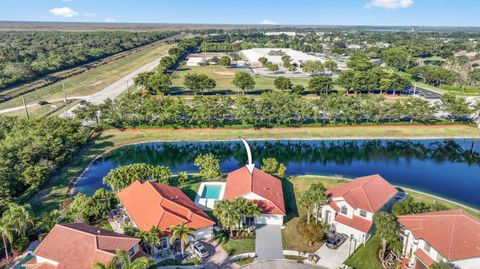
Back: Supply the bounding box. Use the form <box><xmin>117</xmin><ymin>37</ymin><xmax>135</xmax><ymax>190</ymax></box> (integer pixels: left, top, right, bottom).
<box><xmin>194</xmin><ymin>182</ymin><xmax>226</xmax><ymax>211</ymax></box>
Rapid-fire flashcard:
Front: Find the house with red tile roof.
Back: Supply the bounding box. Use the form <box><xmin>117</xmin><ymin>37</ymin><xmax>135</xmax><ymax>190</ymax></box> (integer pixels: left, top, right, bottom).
<box><xmin>398</xmin><ymin>209</ymin><xmax>480</xmax><ymax>269</ymax></box>
<box><xmin>24</xmin><ymin>223</ymin><xmax>141</xmax><ymax>269</ymax></box>
<box><xmin>223</xmin><ymin>166</ymin><xmax>286</xmax><ymax>225</ymax></box>
<box><xmin>117</xmin><ymin>180</ymin><xmax>215</xmax><ymax>249</ymax></box>
<box><xmin>319</xmin><ymin>174</ymin><xmax>399</xmax><ymax>245</ymax></box>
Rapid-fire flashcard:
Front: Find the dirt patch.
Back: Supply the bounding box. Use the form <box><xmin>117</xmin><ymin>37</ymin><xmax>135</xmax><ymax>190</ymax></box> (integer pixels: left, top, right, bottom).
<box><xmin>214</xmin><ymin>70</ymin><xmax>236</xmax><ymax>76</ymax></box>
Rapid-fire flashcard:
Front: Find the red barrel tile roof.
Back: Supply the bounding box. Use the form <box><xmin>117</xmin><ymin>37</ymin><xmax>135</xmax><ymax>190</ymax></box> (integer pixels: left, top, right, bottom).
<box><xmin>326</xmin><ymin>174</ymin><xmax>398</xmax><ymax>213</ymax></box>
<box><xmin>335</xmin><ymin>214</ymin><xmax>373</xmax><ymax>233</ymax></box>
<box><xmin>224</xmin><ymin>166</ymin><xmax>285</xmax><ymax>215</ymax></box>
<box><xmin>398</xmin><ymin>209</ymin><xmax>480</xmax><ymax>261</ymax></box>
<box><xmin>31</xmin><ymin>223</ymin><xmax>140</xmax><ymax>269</ymax></box>
<box><xmin>117</xmin><ymin>180</ymin><xmax>215</xmax><ymax>231</ymax></box>
<box><xmin>414</xmin><ymin>249</ymin><xmax>435</xmax><ymax>267</ymax></box>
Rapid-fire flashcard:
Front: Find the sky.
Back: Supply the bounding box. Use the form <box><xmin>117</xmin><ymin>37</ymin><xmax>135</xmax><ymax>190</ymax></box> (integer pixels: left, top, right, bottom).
<box><xmin>0</xmin><ymin>0</ymin><xmax>479</xmax><ymax>27</ymax></box>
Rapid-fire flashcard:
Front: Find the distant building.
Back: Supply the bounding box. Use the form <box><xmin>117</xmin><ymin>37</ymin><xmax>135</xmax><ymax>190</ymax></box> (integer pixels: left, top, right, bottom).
<box><xmin>186</xmin><ymin>56</ymin><xmax>207</xmax><ymax>66</ymax></box>
<box><xmin>25</xmin><ymin>223</ymin><xmax>142</xmax><ymax>269</ymax></box>
<box><xmin>241</xmin><ymin>48</ymin><xmax>325</xmax><ymax>66</ymax></box>
<box><xmin>319</xmin><ymin>174</ymin><xmax>399</xmax><ymax>246</ymax></box>
<box><xmin>223</xmin><ymin>166</ymin><xmax>286</xmax><ymax>225</ymax></box>
<box><xmin>265</xmin><ymin>32</ymin><xmax>297</xmax><ymax>37</ymax></box>
<box><xmin>117</xmin><ymin>181</ymin><xmax>215</xmax><ymax>247</ymax></box>
<box><xmin>398</xmin><ymin>209</ymin><xmax>480</xmax><ymax>269</ymax></box>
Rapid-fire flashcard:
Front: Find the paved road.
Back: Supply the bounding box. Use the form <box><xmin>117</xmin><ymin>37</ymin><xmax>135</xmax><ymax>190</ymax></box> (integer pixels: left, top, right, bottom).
<box><xmin>406</xmin><ymin>86</ymin><xmax>442</xmax><ymax>100</ymax></box>
<box><xmin>61</xmin><ymin>53</ymin><xmax>168</xmax><ymax>118</ymax></box>
<box><xmin>255</xmin><ymin>224</ymin><xmax>284</xmax><ymax>261</ymax></box>
<box><xmin>0</xmin><ymin>97</ymin><xmax>86</xmax><ymax>114</ymax></box>
<box><xmin>240</xmin><ymin>260</ymin><xmax>329</xmax><ymax>269</ymax></box>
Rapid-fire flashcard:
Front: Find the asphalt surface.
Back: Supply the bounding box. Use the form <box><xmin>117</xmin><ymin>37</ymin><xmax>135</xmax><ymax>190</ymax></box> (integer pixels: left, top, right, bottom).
<box><xmin>255</xmin><ymin>224</ymin><xmax>284</xmax><ymax>261</ymax></box>
<box><xmin>61</xmin><ymin>53</ymin><xmax>168</xmax><ymax>118</ymax></box>
<box><xmin>405</xmin><ymin>86</ymin><xmax>442</xmax><ymax>100</ymax></box>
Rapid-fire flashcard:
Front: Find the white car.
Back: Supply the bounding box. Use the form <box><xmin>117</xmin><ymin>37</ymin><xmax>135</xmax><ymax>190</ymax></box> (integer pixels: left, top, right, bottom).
<box><xmin>191</xmin><ymin>241</ymin><xmax>209</xmax><ymax>258</ymax></box>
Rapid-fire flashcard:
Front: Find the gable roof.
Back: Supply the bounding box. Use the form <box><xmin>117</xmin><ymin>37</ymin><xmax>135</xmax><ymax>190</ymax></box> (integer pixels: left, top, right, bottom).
<box><xmin>326</xmin><ymin>174</ymin><xmax>398</xmax><ymax>213</ymax></box>
<box><xmin>117</xmin><ymin>180</ymin><xmax>214</xmax><ymax>231</ymax></box>
<box><xmin>223</xmin><ymin>166</ymin><xmax>286</xmax><ymax>215</ymax></box>
<box><xmin>397</xmin><ymin>209</ymin><xmax>480</xmax><ymax>261</ymax></box>
<box><xmin>335</xmin><ymin>214</ymin><xmax>373</xmax><ymax>233</ymax></box>
<box><xmin>31</xmin><ymin>223</ymin><xmax>140</xmax><ymax>269</ymax></box>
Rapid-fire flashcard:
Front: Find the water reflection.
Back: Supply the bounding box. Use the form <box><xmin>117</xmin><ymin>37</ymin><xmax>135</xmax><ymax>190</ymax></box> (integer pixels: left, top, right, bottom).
<box><xmin>76</xmin><ymin>139</ymin><xmax>480</xmax><ymax>208</ymax></box>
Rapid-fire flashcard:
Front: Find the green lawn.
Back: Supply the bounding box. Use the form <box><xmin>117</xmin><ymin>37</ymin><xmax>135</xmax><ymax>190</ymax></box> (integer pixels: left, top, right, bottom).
<box><xmin>344</xmin><ymin>234</ymin><xmax>383</xmax><ymax>269</ymax></box>
<box><xmin>282</xmin><ymin>176</ymin><xmax>348</xmax><ymax>252</ymax></box>
<box><xmin>171</xmin><ymin>65</ymin><xmax>310</xmax><ymax>92</ymax></box>
<box><xmin>220</xmin><ymin>238</ymin><xmax>255</xmax><ymax>256</ymax></box>
<box><xmin>1</xmin><ymin>42</ymin><xmax>172</xmax><ymax>117</ymax></box>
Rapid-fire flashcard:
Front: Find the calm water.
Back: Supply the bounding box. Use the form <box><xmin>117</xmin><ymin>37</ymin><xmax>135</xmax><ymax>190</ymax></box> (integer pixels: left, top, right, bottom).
<box><xmin>75</xmin><ymin>139</ymin><xmax>480</xmax><ymax>209</ymax></box>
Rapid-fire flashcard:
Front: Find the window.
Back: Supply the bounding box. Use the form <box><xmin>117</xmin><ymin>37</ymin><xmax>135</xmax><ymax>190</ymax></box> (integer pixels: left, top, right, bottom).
<box><xmin>128</xmin><ymin>247</ymin><xmax>135</xmax><ymax>256</ymax></box>
<box><xmin>424</xmin><ymin>242</ymin><xmax>431</xmax><ymax>253</ymax></box>
<box><xmin>341</xmin><ymin>205</ymin><xmax>348</xmax><ymax>215</ymax></box>
<box><xmin>160</xmin><ymin>238</ymin><xmax>168</xmax><ymax>250</ymax></box>
<box><xmin>360</xmin><ymin>210</ymin><xmax>367</xmax><ymax>218</ymax></box>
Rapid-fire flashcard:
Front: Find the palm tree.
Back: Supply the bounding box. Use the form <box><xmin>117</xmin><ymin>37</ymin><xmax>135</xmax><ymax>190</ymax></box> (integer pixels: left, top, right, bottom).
<box><xmin>213</xmin><ymin>200</ymin><xmax>241</xmax><ymax>238</ymax></box>
<box><xmin>299</xmin><ymin>189</ymin><xmax>316</xmax><ymax>223</ymax></box>
<box><xmin>0</xmin><ymin>218</ymin><xmax>17</xmax><ymax>259</ymax></box>
<box><xmin>169</xmin><ymin>222</ymin><xmax>195</xmax><ymax>256</ymax></box>
<box><xmin>136</xmin><ymin>226</ymin><xmax>163</xmax><ymax>255</ymax></box>
<box><xmin>3</xmin><ymin>203</ymin><xmax>34</xmax><ymax>237</ymax></box>
<box><xmin>240</xmin><ymin>199</ymin><xmax>261</xmax><ymax>230</ymax></box>
<box><xmin>373</xmin><ymin>212</ymin><xmax>398</xmax><ymax>261</ymax></box>
<box><xmin>93</xmin><ymin>250</ymin><xmax>153</xmax><ymax>269</ymax></box>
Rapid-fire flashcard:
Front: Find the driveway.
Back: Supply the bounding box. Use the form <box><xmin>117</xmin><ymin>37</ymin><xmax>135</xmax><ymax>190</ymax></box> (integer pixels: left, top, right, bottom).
<box><xmin>240</xmin><ymin>260</ymin><xmax>329</xmax><ymax>269</ymax></box>
<box><xmin>255</xmin><ymin>224</ymin><xmax>284</xmax><ymax>261</ymax></box>
<box><xmin>314</xmin><ymin>240</ymin><xmax>353</xmax><ymax>269</ymax></box>
<box><xmin>200</xmin><ymin>238</ymin><xmax>239</xmax><ymax>269</ymax></box>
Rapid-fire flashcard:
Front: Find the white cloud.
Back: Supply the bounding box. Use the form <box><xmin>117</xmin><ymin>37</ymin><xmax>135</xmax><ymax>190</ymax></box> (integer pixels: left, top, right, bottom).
<box><xmin>366</xmin><ymin>0</ymin><xmax>414</xmax><ymax>9</ymax></box>
<box><xmin>104</xmin><ymin>18</ymin><xmax>116</xmax><ymax>22</ymax></box>
<box><xmin>260</xmin><ymin>19</ymin><xmax>276</xmax><ymax>25</ymax></box>
<box><xmin>83</xmin><ymin>12</ymin><xmax>96</xmax><ymax>17</ymax></box>
<box><xmin>49</xmin><ymin>7</ymin><xmax>79</xmax><ymax>17</ymax></box>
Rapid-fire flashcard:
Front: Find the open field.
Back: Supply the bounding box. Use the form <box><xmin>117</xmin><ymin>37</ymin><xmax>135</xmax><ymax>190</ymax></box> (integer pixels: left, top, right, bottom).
<box><xmin>0</xmin><ymin>42</ymin><xmax>172</xmax><ymax>117</ymax></box>
<box><xmin>27</xmin><ymin>125</ymin><xmax>480</xmax><ymax>217</ymax></box>
<box><xmin>171</xmin><ymin>65</ymin><xmax>311</xmax><ymax>92</ymax></box>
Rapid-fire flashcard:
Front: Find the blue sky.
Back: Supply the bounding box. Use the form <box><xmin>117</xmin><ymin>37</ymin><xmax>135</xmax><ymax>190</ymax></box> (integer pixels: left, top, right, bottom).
<box><xmin>0</xmin><ymin>0</ymin><xmax>479</xmax><ymax>27</ymax></box>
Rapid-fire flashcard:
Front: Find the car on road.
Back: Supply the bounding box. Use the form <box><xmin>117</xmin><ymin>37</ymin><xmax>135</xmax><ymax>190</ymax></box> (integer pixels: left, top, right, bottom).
<box><xmin>191</xmin><ymin>241</ymin><xmax>209</xmax><ymax>258</ymax></box>
<box><xmin>326</xmin><ymin>233</ymin><xmax>348</xmax><ymax>249</ymax></box>
<box><xmin>38</xmin><ymin>100</ymin><xmax>49</xmax><ymax>106</ymax></box>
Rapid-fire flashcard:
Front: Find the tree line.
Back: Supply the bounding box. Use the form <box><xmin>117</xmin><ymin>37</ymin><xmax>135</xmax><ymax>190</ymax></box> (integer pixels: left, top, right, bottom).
<box><xmin>0</xmin><ymin>117</ymin><xmax>88</xmax><ymax>213</ymax></box>
<box><xmin>76</xmin><ymin>91</ymin><xmax>478</xmax><ymax>129</ymax></box>
<box><xmin>0</xmin><ymin>31</ymin><xmax>177</xmax><ymax>90</ymax></box>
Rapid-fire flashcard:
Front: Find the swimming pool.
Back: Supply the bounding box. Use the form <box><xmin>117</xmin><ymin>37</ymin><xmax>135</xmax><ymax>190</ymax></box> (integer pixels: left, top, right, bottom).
<box><xmin>195</xmin><ymin>182</ymin><xmax>226</xmax><ymax>211</ymax></box>
<box><xmin>201</xmin><ymin>184</ymin><xmax>222</xmax><ymax>199</ymax></box>
<box><xmin>15</xmin><ymin>253</ymin><xmax>34</xmax><ymax>269</ymax></box>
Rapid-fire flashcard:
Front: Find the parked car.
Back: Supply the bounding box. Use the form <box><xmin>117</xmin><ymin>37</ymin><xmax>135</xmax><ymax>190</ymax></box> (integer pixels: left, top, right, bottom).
<box><xmin>326</xmin><ymin>233</ymin><xmax>347</xmax><ymax>249</ymax></box>
<box><xmin>191</xmin><ymin>241</ymin><xmax>209</xmax><ymax>258</ymax></box>
<box><xmin>38</xmin><ymin>100</ymin><xmax>49</xmax><ymax>106</ymax></box>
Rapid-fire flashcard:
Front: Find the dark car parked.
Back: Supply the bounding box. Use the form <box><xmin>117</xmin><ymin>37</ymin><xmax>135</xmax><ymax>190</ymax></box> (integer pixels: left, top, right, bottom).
<box><xmin>326</xmin><ymin>233</ymin><xmax>348</xmax><ymax>249</ymax></box>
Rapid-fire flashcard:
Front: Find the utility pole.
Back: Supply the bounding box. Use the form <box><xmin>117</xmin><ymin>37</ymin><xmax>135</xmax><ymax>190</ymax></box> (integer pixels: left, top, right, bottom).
<box><xmin>126</xmin><ymin>80</ymin><xmax>129</xmax><ymax>94</ymax></box>
<box><xmin>22</xmin><ymin>96</ymin><xmax>29</xmax><ymax>119</ymax></box>
<box><xmin>62</xmin><ymin>80</ymin><xmax>67</xmax><ymax>104</ymax></box>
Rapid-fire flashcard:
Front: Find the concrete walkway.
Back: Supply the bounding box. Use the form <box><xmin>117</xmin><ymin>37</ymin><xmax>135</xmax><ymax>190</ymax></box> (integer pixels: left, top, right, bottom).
<box><xmin>255</xmin><ymin>224</ymin><xmax>284</xmax><ymax>261</ymax></box>
<box><xmin>200</xmin><ymin>238</ymin><xmax>239</xmax><ymax>269</ymax></box>
<box><xmin>240</xmin><ymin>260</ymin><xmax>329</xmax><ymax>269</ymax></box>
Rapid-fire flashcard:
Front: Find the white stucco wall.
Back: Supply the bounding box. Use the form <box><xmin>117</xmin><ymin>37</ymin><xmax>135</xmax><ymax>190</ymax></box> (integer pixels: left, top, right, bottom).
<box><xmin>453</xmin><ymin>257</ymin><xmax>480</xmax><ymax>269</ymax></box>
<box><xmin>193</xmin><ymin>226</ymin><xmax>213</xmax><ymax>240</ymax></box>
<box><xmin>332</xmin><ymin>221</ymin><xmax>370</xmax><ymax>244</ymax></box>
<box><xmin>255</xmin><ymin>214</ymin><xmax>284</xmax><ymax>225</ymax></box>
<box><xmin>35</xmin><ymin>256</ymin><xmax>59</xmax><ymax>266</ymax></box>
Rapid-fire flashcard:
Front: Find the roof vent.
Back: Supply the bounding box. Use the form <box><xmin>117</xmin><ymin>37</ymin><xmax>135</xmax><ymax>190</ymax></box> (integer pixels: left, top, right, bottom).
<box><xmin>97</xmin><ymin>230</ymin><xmax>101</xmax><ymax>234</ymax></box>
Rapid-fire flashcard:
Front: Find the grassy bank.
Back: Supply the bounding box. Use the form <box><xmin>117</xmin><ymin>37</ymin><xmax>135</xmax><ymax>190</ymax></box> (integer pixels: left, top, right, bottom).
<box><xmin>1</xmin><ymin>42</ymin><xmax>172</xmax><ymax>118</ymax></box>
<box><xmin>27</xmin><ymin>125</ymin><xmax>480</xmax><ymax>217</ymax></box>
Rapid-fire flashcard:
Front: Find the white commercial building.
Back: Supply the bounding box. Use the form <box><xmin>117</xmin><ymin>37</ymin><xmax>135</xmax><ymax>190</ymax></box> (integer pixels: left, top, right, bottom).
<box><xmin>241</xmin><ymin>48</ymin><xmax>325</xmax><ymax>66</ymax></box>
